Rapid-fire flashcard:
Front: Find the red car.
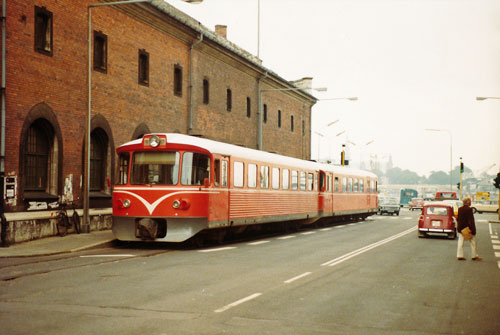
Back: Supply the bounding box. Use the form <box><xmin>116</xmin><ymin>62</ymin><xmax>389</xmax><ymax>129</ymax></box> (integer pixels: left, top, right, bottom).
<box><xmin>409</xmin><ymin>197</ymin><xmax>424</xmax><ymax>211</ymax></box>
<box><xmin>418</xmin><ymin>202</ymin><xmax>456</xmax><ymax>239</ymax></box>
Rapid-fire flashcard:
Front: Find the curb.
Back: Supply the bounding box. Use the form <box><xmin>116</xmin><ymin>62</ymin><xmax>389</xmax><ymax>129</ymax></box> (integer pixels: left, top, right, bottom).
<box><xmin>0</xmin><ymin>238</ymin><xmax>117</xmax><ymax>258</ymax></box>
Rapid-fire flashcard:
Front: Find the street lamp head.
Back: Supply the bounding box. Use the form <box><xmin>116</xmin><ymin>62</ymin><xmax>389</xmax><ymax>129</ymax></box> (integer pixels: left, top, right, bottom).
<box><xmin>336</xmin><ymin>130</ymin><xmax>345</xmax><ymax>137</ymax></box>
<box><xmin>476</xmin><ymin>97</ymin><xmax>487</xmax><ymax>101</ymax></box>
<box><xmin>181</xmin><ymin>0</ymin><xmax>204</xmax><ymax>3</ymax></box>
<box><xmin>348</xmin><ymin>97</ymin><xmax>358</xmax><ymax>101</ymax></box>
<box><xmin>314</xmin><ymin>87</ymin><xmax>328</xmax><ymax>92</ymax></box>
<box><xmin>327</xmin><ymin>119</ymin><xmax>339</xmax><ymax>127</ymax></box>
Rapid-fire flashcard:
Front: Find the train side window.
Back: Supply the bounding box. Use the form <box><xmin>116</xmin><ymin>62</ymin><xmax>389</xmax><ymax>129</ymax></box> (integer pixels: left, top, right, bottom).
<box><xmin>360</xmin><ymin>179</ymin><xmax>364</xmax><ymax>192</ymax></box>
<box><xmin>307</xmin><ymin>173</ymin><xmax>314</xmax><ymax>191</ymax></box>
<box><xmin>354</xmin><ymin>179</ymin><xmax>359</xmax><ymax>192</ymax></box>
<box><xmin>334</xmin><ymin>177</ymin><xmax>339</xmax><ymax>192</ymax></box>
<box><xmin>234</xmin><ymin>161</ymin><xmax>244</xmax><ymax>187</ymax></box>
<box><xmin>291</xmin><ymin>170</ymin><xmax>298</xmax><ymax>190</ymax></box>
<box><xmin>260</xmin><ymin>165</ymin><xmax>269</xmax><ymax>189</ymax></box>
<box><xmin>283</xmin><ymin>169</ymin><xmax>289</xmax><ymax>189</ymax></box>
<box><xmin>319</xmin><ymin>173</ymin><xmax>325</xmax><ymax>192</ymax></box>
<box><xmin>272</xmin><ymin>167</ymin><xmax>280</xmax><ymax>189</ymax></box>
<box><xmin>248</xmin><ymin>164</ymin><xmax>257</xmax><ymax>188</ymax></box>
<box><xmin>348</xmin><ymin>178</ymin><xmax>353</xmax><ymax>192</ymax></box>
<box><xmin>181</xmin><ymin>152</ymin><xmax>210</xmax><ymax>186</ymax></box>
<box><xmin>342</xmin><ymin>177</ymin><xmax>347</xmax><ymax>192</ymax></box>
<box><xmin>221</xmin><ymin>160</ymin><xmax>228</xmax><ymax>187</ymax></box>
<box><xmin>214</xmin><ymin>159</ymin><xmax>220</xmax><ymax>187</ymax></box>
<box><xmin>118</xmin><ymin>152</ymin><xmax>130</xmax><ymax>185</ymax></box>
<box><xmin>300</xmin><ymin>171</ymin><xmax>306</xmax><ymax>190</ymax></box>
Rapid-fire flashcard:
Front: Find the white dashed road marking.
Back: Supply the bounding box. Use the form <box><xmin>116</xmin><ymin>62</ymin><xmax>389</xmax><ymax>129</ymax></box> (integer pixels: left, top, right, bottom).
<box><xmin>198</xmin><ymin>247</ymin><xmax>237</xmax><ymax>253</ymax></box>
<box><xmin>214</xmin><ymin>293</ymin><xmax>262</xmax><ymax>313</ymax></box>
<box><xmin>80</xmin><ymin>254</ymin><xmax>135</xmax><ymax>258</ymax></box>
<box><xmin>247</xmin><ymin>241</ymin><xmax>270</xmax><ymax>246</ymax></box>
<box><xmin>277</xmin><ymin>235</ymin><xmax>296</xmax><ymax>240</ymax></box>
<box><xmin>284</xmin><ymin>272</ymin><xmax>312</xmax><ymax>284</ymax></box>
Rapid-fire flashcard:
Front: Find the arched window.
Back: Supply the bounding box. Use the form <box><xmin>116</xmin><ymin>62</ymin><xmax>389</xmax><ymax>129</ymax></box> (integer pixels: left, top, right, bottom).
<box><xmin>25</xmin><ymin>119</ymin><xmax>53</xmax><ymax>191</ymax></box>
<box><xmin>90</xmin><ymin>128</ymin><xmax>108</xmax><ymax>192</ymax></box>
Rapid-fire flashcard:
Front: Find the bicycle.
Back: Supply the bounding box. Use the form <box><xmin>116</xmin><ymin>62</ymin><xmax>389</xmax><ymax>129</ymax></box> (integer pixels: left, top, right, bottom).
<box><xmin>56</xmin><ymin>203</ymin><xmax>81</xmax><ymax>236</ymax></box>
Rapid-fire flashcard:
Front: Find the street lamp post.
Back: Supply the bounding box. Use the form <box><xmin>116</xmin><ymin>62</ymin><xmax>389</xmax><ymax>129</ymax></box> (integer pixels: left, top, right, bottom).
<box><xmin>425</xmin><ymin>128</ymin><xmax>453</xmax><ymax>192</ymax></box>
<box><xmin>476</xmin><ymin>96</ymin><xmax>500</xmax><ymax>220</ymax></box>
<box><xmin>314</xmin><ymin>119</ymin><xmax>339</xmax><ymax>161</ymax></box>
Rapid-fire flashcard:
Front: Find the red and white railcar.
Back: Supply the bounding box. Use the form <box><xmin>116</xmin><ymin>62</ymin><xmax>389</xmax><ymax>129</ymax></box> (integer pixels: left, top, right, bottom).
<box><xmin>112</xmin><ymin>133</ymin><xmax>378</xmax><ymax>242</ymax></box>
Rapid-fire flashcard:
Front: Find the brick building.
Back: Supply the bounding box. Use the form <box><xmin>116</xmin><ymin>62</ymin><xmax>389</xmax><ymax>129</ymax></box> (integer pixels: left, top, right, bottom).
<box><xmin>0</xmin><ymin>0</ymin><xmax>317</xmax><ymax>244</ymax></box>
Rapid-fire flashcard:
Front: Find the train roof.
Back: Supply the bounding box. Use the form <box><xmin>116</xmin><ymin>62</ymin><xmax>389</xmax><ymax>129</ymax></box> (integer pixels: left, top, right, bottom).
<box><xmin>119</xmin><ymin>133</ymin><xmax>377</xmax><ymax>179</ymax></box>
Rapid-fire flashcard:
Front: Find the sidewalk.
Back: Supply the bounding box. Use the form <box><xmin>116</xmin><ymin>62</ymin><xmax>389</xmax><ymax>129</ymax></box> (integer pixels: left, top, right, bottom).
<box><xmin>0</xmin><ymin>230</ymin><xmax>116</xmax><ymax>258</ymax></box>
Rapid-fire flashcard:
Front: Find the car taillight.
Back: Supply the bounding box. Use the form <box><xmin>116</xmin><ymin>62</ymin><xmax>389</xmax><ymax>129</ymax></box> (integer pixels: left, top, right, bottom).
<box><xmin>418</xmin><ymin>215</ymin><xmax>424</xmax><ymax>225</ymax></box>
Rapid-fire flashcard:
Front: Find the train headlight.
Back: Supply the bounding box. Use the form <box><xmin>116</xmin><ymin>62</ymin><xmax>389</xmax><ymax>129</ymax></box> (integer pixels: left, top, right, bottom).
<box><xmin>172</xmin><ymin>200</ymin><xmax>181</xmax><ymax>209</ymax></box>
<box><xmin>149</xmin><ymin>135</ymin><xmax>160</xmax><ymax>148</ymax></box>
<box><xmin>120</xmin><ymin>199</ymin><xmax>131</xmax><ymax>208</ymax></box>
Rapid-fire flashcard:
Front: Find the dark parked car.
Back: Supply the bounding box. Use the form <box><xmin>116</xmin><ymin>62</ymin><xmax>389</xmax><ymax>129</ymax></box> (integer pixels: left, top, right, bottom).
<box><xmin>418</xmin><ymin>202</ymin><xmax>456</xmax><ymax>239</ymax></box>
<box><xmin>378</xmin><ymin>197</ymin><xmax>400</xmax><ymax>215</ymax></box>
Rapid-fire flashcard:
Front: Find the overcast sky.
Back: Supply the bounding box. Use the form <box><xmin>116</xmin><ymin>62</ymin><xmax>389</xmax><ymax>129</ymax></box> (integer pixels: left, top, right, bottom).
<box><xmin>173</xmin><ymin>0</ymin><xmax>500</xmax><ymax>177</ymax></box>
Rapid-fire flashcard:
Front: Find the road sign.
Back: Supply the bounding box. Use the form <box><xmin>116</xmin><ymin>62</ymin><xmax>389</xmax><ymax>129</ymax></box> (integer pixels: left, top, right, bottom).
<box><xmin>476</xmin><ymin>192</ymin><xmax>490</xmax><ymax>201</ymax></box>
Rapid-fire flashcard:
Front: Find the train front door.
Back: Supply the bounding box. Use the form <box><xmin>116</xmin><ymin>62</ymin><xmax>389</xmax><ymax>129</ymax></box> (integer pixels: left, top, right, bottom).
<box><xmin>210</xmin><ymin>157</ymin><xmax>229</xmax><ymax>228</ymax></box>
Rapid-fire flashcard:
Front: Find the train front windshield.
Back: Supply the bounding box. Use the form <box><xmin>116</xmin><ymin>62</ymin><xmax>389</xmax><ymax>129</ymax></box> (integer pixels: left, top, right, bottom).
<box><xmin>132</xmin><ymin>151</ymin><xmax>180</xmax><ymax>185</ymax></box>
<box><xmin>129</xmin><ymin>151</ymin><xmax>210</xmax><ymax>186</ymax></box>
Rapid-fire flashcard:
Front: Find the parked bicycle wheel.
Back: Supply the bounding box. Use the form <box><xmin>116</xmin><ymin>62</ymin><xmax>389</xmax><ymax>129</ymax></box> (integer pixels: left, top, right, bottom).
<box><xmin>56</xmin><ymin>212</ymin><xmax>69</xmax><ymax>237</ymax></box>
<box><xmin>72</xmin><ymin>209</ymin><xmax>81</xmax><ymax>234</ymax></box>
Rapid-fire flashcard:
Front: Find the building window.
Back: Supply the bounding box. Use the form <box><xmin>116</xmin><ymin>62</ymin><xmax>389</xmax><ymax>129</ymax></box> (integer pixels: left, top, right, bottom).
<box><xmin>93</xmin><ymin>31</ymin><xmax>107</xmax><ymax>73</ymax></box>
<box><xmin>227</xmin><ymin>88</ymin><xmax>232</xmax><ymax>111</ymax></box>
<box><xmin>34</xmin><ymin>6</ymin><xmax>53</xmax><ymax>56</ymax></box>
<box><xmin>278</xmin><ymin>110</ymin><xmax>282</xmax><ymax>128</ymax></box>
<box><xmin>246</xmin><ymin>97</ymin><xmax>251</xmax><ymax>118</ymax></box>
<box><xmin>138</xmin><ymin>49</ymin><xmax>149</xmax><ymax>86</ymax></box>
<box><xmin>291</xmin><ymin>115</ymin><xmax>294</xmax><ymax>132</ymax></box>
<box><xmin>90</xmin><ymin>128</ymin><xmax>108</xmax><ymax>192</ymax></box>
<box><xmin>25</xmin><ymin>121</ymin><xmax>51</xmax><ymax>191</ymax></box>
<box><xmin>263</xmin><ymin>104</ymin><xmax>267</xmax><ymax>123</ymax></box>
<box><xmin>203</xmin><ymin>79</ymin><xmax>209</xmax><ymax>104</ymax></box>
<box><xmin>174</xmin><ymin>65</ymin><xmax>183</xmax><ymax>96</ymax></box>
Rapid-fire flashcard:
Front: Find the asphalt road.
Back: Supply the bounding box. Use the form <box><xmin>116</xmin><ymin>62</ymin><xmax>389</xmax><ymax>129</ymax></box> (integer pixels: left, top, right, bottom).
<box><xmin>1</xmin><ymin>210</ymin><xmax>499</xmax><ymax>335</ymax></box>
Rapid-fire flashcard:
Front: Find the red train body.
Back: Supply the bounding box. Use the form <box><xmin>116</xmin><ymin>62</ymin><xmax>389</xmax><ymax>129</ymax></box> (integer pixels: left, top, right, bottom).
<box><xmin>112</xmin><ymin>133</ymin><xmax>378</xmax><ymax>242</ymax></box>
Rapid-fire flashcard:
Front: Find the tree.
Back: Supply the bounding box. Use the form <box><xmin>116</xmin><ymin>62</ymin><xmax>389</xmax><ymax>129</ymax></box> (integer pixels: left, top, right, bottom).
<box><xmin>427</xmin><ymin>170</ymin><xmax>449</xmax><ymax>185</ymax></box>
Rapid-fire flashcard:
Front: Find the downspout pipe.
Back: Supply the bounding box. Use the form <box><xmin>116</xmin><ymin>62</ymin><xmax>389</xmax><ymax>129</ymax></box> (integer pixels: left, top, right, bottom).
<box><xmin>188</xmin><ymin>33</ymin><xmax>203</xmax><ymax>134</ymax></box>
<box><xmin>1</xmin><ymin>0</ymin><xmax>7</xmax><ymax>247</ymax></box>
<box><xmin>257</xmin><ymin>71</ymin><xmax>268</xmax><ymax>150</ymax></box>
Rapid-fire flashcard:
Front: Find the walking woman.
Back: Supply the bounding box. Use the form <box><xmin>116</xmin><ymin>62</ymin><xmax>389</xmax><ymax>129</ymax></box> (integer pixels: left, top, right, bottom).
<box><xmin>456</xmin><ymin>197</ymin><xmax>482</xmax><ymax>261</ymax></box>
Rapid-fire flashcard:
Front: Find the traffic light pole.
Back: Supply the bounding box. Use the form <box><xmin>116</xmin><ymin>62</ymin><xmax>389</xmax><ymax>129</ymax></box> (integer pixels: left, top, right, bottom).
<box><xmin>493</xmin><ymin>168</ymin><xmax>500</xmax><ymax>221</ymax></box>
<box><xmin>459</xmin><ymin>157</ymin><xmax>463</xmax><ymax>200</ymax></box>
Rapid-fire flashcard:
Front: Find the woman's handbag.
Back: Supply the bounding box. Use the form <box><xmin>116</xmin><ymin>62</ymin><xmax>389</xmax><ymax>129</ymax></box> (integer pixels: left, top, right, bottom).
<box><xmin>461</xmin><ymin>227</ymin><xmax>473</xmax><ymax>241</ymax></box>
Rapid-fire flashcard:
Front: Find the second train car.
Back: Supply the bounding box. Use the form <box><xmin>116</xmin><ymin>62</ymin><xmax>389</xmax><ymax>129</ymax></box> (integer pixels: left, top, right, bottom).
<box><xmin>112</xmin><ymin>133</ymin><xmax>378</xmax><ymax>243</ymax></box>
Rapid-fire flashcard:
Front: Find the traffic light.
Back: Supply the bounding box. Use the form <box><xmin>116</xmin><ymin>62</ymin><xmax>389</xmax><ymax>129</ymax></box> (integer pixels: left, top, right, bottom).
<box><xmin>341</xmin><ymin>151</ymin><xmax>345</xmax><ymax>166</ymax></box>
<box><xmin>460</xmin><ymin>162</ymin><xmax>464</xmax><ymax>173</ymax></box>
<box><xmin>456</xmin><ymin>182</ymin><xmax>460</xmax><ymax>190</ymax></box>
<box><xmin>494</xmin><ymin>172</ymin><xmax>500</xmax><ymax>189</ymax></box>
